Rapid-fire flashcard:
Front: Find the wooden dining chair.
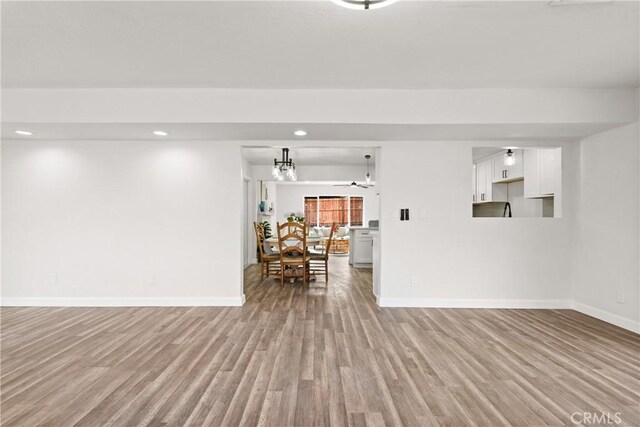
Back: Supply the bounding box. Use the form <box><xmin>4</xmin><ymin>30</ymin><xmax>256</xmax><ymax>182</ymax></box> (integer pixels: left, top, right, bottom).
<box><xmin>308</xmin><ymin>223</ymin><xmax>335</xmax><ymax>284</ymax></box>
<box><xmin>276</xmin><ymin>221</ymin><xmax>310</xmax><ymax>288</ymax></box>
<box><xmin>254</xmin><ymin>222</ymin><xmax>280</xmax><ymax>281</ymax></box>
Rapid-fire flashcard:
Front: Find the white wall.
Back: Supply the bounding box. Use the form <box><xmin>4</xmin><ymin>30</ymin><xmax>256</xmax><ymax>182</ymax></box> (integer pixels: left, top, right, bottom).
<box><xmin>5</xmin><ymin>134</ymin><xmax>639</xmax><ymax>334</ymax></box>
<box><xmin>275</xmin><ymin>184</ymin><xmax>379</xmax><ymax>226</ymax></box>
<box><xmin>2</xmin><ymin>140</ymin><xmax>244</xmax><ymax>306</ymax></box>
<box><xmin>573</xmin><ymin>121</ymin><xmax>640</xmax><ymax>332</ymax></box>
<box><xmin>0</xmin><ymin>138</ymin><xmax>581</xmax><ymax>310</ymax></box>
<box><xmin>378</xmin><ymin>140</ymin><xmax>578</xmax><ymax>308</ymax></box>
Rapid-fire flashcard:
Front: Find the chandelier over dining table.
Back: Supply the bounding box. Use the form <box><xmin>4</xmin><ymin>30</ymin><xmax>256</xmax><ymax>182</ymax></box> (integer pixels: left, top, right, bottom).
<box><xmin>272</xmin><ymin>148</ymin><xmax>297</xmax><ymax>181</ymax></box>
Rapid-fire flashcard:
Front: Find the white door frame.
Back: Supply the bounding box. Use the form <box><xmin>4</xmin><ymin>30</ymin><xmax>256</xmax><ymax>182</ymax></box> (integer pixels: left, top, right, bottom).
<box><xmin>242</xmin><ymin>177</ymin><xmax>250</xmax><ymax>268</ymax></box>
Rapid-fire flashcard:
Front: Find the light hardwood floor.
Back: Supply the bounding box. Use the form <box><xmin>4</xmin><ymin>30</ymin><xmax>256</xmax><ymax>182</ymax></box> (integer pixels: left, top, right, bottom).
<box><xmin>1</xmin><ymin>257</ymin><xmax>639</xmax><ymax>426</ymax></box>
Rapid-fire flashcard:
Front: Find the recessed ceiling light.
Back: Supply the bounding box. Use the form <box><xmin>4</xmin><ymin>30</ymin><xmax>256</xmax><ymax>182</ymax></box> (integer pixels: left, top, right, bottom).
<box><xmin>153</xmin><ymin>130</ymin><xmax>169</xmax><ymax>136</ymax></box>
<box><xmin>294</xmin><ymin>130</ymin><xmax>307</xmax><ymax>137</ymax></box>
<box><xmin>15</xmin><ymin>130</ymin><xmax>34</xmax><ymax>136</ymax></box>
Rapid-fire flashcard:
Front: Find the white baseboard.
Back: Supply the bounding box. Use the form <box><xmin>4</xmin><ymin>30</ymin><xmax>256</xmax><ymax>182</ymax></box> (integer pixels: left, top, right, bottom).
<box><xmin>0</xmin><ymin>297</ymin><xmax>244</xmax><ymax>307</ymax></box>
<box><xmin>376</xmin><ymin>298</ymin><xmax>639</xmax><ymax>334</ymax></box>
<box><xmin>572</xmin><ymin>301</ymin><xmax>640</xmax><ymax>334</ymax></box>
<box><xmin>377</xmin><ymin>298</ymin><xmax>572</xmax><ymax>309</ymax></box>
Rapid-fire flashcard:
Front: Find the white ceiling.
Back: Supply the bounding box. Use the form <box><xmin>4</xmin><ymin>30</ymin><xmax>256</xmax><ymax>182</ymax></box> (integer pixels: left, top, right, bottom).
<box><xmin>2</xmin><ymin>0</ymin><xmax>638</xmax><ymax>89</ymax></box>
<box><xmin>472</xmin><ymin>147</ymin><xmax>507</xmax><ymax>161</ymax></box>
<box><xmin>1</xmin><ymin>122</ymin><xmax>621</xmax><ymax>142</ymax></box>
<box><xmin>243</xmin><ymin>146</ymin><xmax>374</xmax><ymax>165</ymax></box>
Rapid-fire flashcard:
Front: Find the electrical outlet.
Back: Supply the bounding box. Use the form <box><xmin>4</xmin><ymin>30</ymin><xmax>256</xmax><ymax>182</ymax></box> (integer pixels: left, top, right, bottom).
<box><xmin>411</xmin><ymin>277</ymin><xmax>418</xmax><ymax>287</ymax></box>
<box><xmin>617</xmin><ymin>289</ymin><xmax>625</xmax><ymax>304</ymax></box>
<box><xmin>48</xmin><ymin>273</ymin><xmax>58</xmax><ymax>286</ymax></box>
<box><xmin>149</xmin><ymin>273</ymin><xmax>157</xmax><ymax>287</ymax></box>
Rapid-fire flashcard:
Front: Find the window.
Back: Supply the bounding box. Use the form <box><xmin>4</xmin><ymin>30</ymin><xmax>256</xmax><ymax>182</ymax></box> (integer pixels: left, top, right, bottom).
<box><xmin>350</xmin><ymin>196</ymin><xmax>363</xmax><ymax>226</ymax></box>
<box><xmin>304</xmin><ymin>196</ymin><xmax>364</xmax><ymax>227</ymax></box>
<box><xmin>471</xmin><ymin>147</ymin><xmax>561</xmax><ymax>218</ymax></box>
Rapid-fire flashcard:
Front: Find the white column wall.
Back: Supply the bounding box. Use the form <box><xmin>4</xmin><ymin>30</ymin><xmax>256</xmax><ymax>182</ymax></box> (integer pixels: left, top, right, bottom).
<box><xmin>572</xmin><ymin>121</ymin><xmax>640</xmax><ymax>332</ymax></box>
<box><xmin>2</xmin><ymin>140</ymin><xmax>244</xmax><ymax>306</ymax></box>
<box><xmin>377</xmin><ymin>140</ymin><xmax>578</xmax><ymax>308</ymax></box>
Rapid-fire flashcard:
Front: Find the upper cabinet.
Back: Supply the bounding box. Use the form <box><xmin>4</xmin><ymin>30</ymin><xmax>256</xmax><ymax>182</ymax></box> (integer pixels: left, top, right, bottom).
<box><xmin>492</xmin><ymin>149</ymin><xmax>523</xmax><ymax>183</ymax></box>
<box><xmin>540</xmin><ymin>149</ymin><xmax>560</xmax><ymax>195</ymax></box>
<box><xmin>475</xmin><ymin>157</ymin><xmax>507</xmax><ymax>203</ymax></box>
<box><xmin>523</xmin><ymin>148</ymin><xmax>561</xmax><ymax>198</ymax></box>
<box><xmin>472</xmin><ymin>163</ymin><xmax>477</xmax><ymax>203</ymax></box>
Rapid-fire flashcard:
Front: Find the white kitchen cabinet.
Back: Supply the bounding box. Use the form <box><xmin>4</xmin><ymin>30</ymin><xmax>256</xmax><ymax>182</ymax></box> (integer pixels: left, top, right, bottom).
<box><xmin>493</xmin><ymin>149</ymin><xmax>524</xmax><ymax>183</ymax></box>
<box><xmin>472</xmin><ymin>163</ymin><xmax>477</xmax><ymax>203</ymax></box>
<box><xmin>523</xmin><ymin>149</ymin><xmax>540</xmax><ymax>198</ymax></box>
<box><xmin>524</xmin><ymin>148</ymin><xmax>560</xmax><ymax>198</ymax></box>
<box><xmin>349</xmin><ymin>228</ymin><xmax>374</xmax><ymax>267</ymax></box>
<box><xmin>476</xmin><ymin>159</ymin><xmax>486</xmax><ymax>202</ymax></box>
<box><xmin>540</xmin><ymin>148</ymin><xmax>560</xmax><ymax>195</ymax></box>
<box><xmin>476</xmin><ymin>158</ymin><xmax>489</xmax><ymax>202</ymax></box>
<box><xmin>474</xmin><ymin>158</ymin><xmax>507</xmax><ymax>203</ymax></box>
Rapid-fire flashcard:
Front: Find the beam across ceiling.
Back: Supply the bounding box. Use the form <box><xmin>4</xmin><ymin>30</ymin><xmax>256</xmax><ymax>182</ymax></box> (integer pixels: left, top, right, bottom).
<box><xmin>3</xmin><ymin>88</ymin><xmax>638</xmax><ymax>126</ymax></box>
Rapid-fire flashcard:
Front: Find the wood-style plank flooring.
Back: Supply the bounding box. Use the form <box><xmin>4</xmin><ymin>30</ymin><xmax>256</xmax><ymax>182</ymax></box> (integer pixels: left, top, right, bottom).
<box><xmin>1</xmin><ymin>256</ymin><xmax>639</xmax><ymax>426</ymax></box>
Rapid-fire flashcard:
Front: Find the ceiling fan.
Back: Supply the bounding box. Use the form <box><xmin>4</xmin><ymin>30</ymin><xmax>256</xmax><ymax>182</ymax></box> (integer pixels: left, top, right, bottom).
<box><xmin>334</xmin><ymin>181</ymin><xmax>371</xmax><ymax>189</ymax></box>
<box><xmin>334</xmin><ymin>154</ymin><xmax>373</xmax><ymax>189</ymax></box>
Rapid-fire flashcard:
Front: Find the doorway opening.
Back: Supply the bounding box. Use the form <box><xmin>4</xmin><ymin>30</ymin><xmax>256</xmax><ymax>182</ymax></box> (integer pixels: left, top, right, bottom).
<box><xmin>240</xmin><ymin>146</ymin><xmax>381</xmax><ymax>301</ymax></box>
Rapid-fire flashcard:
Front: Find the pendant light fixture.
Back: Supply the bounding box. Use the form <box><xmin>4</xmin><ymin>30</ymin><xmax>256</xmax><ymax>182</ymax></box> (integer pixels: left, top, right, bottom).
<box><xmin>272</xmin><ymin>148</ymin><xmax>297</xmax><ymax>181</ymax></box>
<box><xmin>504</xmin><ymin>149</ymin><xmax>515</xmax><ymax>166</ymax></box>
<box><xmin>364</xmin><ymin>154</ymin><xmax>372</xmax><ymax>185</ymax></box>
<box><xmin>331</xmin><ymin>0</ymin><xmax>399</xmax><ymax>10</ymax></box>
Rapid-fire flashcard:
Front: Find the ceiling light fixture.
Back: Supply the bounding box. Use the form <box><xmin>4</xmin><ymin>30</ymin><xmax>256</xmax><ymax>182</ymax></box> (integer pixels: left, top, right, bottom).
<box><xmin>331</xmin><ymin>0</ymin><xmax>399</xmax><ymax>10</ymax></box>
<box><xmin>504</xmin><ymin>149</ymin><xmax>515</xmax><ymax>166</ymax></box>
<box><xmin>294</xmin><ymin>130</ymin><xmax>307</xmax><ymax>137</ymax></box>
<box><xmin>153</xmin><ymin>130</ymin><xmax>169</xmax><ymax>136</ymax></box>
<box><xmin>364</xmin><ymin>154</ymin><xmax>372</xmax><ymax>185</ymax></box>
<box><xmin>15</xmin><ymin>130</ymin><xmax>34</xmax><ymax>136</ymax></box>
<box><xmin>272</xmin><ymin>148</ymin><xmax>297</xmax><ymax>181</ymax></box>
